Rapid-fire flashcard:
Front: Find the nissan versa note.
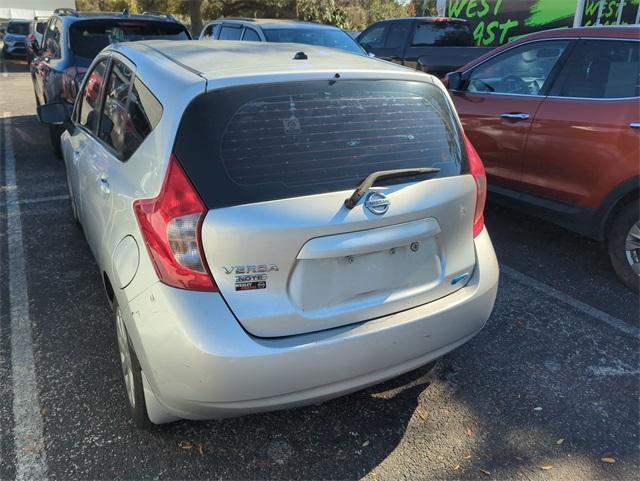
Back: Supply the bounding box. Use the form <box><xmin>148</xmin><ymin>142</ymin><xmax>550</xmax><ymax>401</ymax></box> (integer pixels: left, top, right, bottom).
<box><xmin>38</xmin><ymin>40</ymin><xmax>499</xmax><ymax>428</ymax></box>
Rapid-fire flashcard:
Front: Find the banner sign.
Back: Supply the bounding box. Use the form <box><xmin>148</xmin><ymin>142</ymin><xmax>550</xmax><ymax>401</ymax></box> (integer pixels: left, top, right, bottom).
<box><xmin>446</xmin><ymin>0</ymin><xmax>640</xmax><ymax>46</ymax></box>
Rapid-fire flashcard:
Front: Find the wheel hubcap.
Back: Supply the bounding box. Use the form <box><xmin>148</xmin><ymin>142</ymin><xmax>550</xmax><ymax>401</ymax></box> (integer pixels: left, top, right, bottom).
<box><xmin>624</xmin><ymin>221</ymin><xmax>640</xmax><ymax>276</ymax></box>
<box><xmin>115</xmin><ymin>308</ymin><xmax>136</xmax><ymax>408</ymax></box>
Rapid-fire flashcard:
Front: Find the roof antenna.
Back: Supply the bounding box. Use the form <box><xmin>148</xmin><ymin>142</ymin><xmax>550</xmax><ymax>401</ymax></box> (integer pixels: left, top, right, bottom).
<box><xmin>122</xmin><ymin>8</ymin><xmax>129</xmax><ymax>16</ymax></box>
<box><xmin>293</xmin><ymin>51</ymin><xmax>308</xmax><ymax>60</ymax></box>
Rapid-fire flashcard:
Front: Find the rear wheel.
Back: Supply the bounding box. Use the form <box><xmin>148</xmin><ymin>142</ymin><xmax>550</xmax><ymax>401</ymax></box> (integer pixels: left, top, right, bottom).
<box><xmin>114</xmin><ymin>301</ymin><xmax>153</xmax><ymax>430</ymax></box>
<box><xmin>608</xmin><ymin>202</ymin><xmax>640</xmax><ymax>293</ymax></box>
<box><xmin>48</xmin><ymin>124</ymin><xmax>63</xmax><ymax>159</ymax></box>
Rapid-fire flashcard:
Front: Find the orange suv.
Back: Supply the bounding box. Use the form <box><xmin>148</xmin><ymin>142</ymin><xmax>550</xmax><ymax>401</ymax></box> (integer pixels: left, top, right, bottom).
<box><xmin>445</xmin><ymin>26</ymin><xmax>640</xmax><ymax>292</ymax></box>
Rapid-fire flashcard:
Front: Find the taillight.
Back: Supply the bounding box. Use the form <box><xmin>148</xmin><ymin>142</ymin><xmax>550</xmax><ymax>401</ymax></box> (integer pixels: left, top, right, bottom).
<box><xmin>464</xmin><ymin>134</ymin><xmax>487</xmax><ymax>238</ymax></box>
<box><xmin>133</xmin><ymin>155</ymin><xmax>217</xmax><ymax>291</ymax></box>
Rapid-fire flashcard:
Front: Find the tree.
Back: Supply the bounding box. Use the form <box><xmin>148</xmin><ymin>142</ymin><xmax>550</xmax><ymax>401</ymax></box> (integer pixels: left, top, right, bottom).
<box><xmin>188</xmin><ymin>0</ymin><xmax>203</xmax><ymax>34</ymax></box>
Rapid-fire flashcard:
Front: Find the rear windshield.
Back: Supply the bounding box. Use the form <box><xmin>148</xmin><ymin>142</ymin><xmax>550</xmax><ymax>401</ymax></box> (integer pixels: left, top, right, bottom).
<box><xmin>174</xmin><ymin>80</ymin><xmax>465</xmax><ymax>209</ymax></box>
<box><xmin>7</xmin><ymin>22</ymin><xmax>29</xmax><ymax>35</ymax></box>
<box><xmin>411</xmin><ymin>22</ymin><xmax>472</xmax><ymax>47</ymax></box>
<box><xmin>69</xmin><ymin>20</ymin><xmax>189</xmax><ymax>59</ymax></box>
<box><xmin>263</xmin><ymin>27</ymin><xmax>363</xmax><ymax>54</ymax></box>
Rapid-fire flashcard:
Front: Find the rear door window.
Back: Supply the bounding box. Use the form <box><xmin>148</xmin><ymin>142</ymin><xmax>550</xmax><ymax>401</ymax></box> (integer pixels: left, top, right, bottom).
<box><xmin>77</xmin><ymin>57</ymin><xmax>110</xmax><ymax>133</ymax></box>
<box><xmin>69</xmin><ymin>20</ymin><xmax>189</xmax><ymax>60</ymax></box>
<box><xmin>98</xmin><ymin>60</ymin><xmax>163</xmax><ymax>160</ymax></box>
<box><xmin>385</xmin><ymin>21</ymin><xmax>412</xmax><ymax>49</ymax></box>
<box><xmin>219</xmin><ymin>25</ymin><xmax>242</xmax><ymax>40</ymax></box>
<box><xmin>550</xmin><ymin>40</ymin><xmax>639</xmax><ymax>99</ymax></box>
<box><xmin>174</xmin><ymin>80</ymin><xmax>465</xmax><ymax>209</ymax></box>
<box><xmin>242</xmin><ymin>28</ymin><xmax>260</xmax><ymax>41</ymax></box>
<box><xmin>412</xmin><ymin>21</ymin><xmax>472</xmax><ymax>47</ymax></box>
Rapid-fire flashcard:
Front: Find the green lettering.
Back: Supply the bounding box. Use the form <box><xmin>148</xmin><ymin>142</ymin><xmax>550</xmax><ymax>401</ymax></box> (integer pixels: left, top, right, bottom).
<box><xmin>493</xmin><ymin>0</ymin><xmax>503</xmax><ymax>15</ymax></box>
<box><xmin>477</xmin><ymin>0</ymin><xmax>490</xmax><ymax>17</ymax></box>
<box><xmin>448</xmin><ymin>0</ymin><xmax>468</xmax><ymax>18</ymax></box>
<box><xmin>498</xmin><ymin>19</ymin><xmax>519</xmax><ymax>44</ymax></box>
<box><xmin>584</xmin><ymin>0</ymin><xmax>599</xmax><ymax>17</ymax></box>
<box><xmin>473</xmin><ymin>21</ymin><xmax>485</xmax><ymax>45</ymax></box>
<box><xmin>484</xmin><ymin>20</ymin><xmax>498</xmax><ymax>45</ymax></box>
<box><xmin>466</xmin><ymin>0</ymin><xmax>478</xmax><ymax>18</ymax></box>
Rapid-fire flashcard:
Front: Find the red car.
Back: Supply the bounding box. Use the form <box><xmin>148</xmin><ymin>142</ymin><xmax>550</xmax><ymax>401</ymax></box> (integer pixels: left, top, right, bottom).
<box><xmin>445</xmin><ymin>26</ymin><xmax>640</xmax><ymax>292</ymax></box>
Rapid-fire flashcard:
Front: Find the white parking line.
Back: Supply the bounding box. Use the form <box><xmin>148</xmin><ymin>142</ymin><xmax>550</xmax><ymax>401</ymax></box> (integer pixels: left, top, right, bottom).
<box><xmin>3</xmin><ymin>112</ymin><xmax>49</xmax><ymax>481</ymax></box>
<box><xmin>501</xmin><ymin>264</ymin><xmax>640</xmax><ymax>339</ymax></box>
<box><xmin>2</xmin><ymin>193</ymin><xmax>69</xmax><ymax>207</ymax></box>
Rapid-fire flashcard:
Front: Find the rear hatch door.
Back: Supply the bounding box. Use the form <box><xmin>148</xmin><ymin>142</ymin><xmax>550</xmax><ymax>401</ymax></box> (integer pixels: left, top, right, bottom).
<box><xmin>174</xmin><ymin>78</ymin><xmax>477</xmax><ymax>337</ymax></box>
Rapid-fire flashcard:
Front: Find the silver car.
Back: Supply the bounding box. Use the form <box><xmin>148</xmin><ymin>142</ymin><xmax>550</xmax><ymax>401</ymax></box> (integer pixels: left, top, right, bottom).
<box><xmin>38</xmin><ymin>40</ymin><xmax>499</xmax><ymax>428</ymax></box>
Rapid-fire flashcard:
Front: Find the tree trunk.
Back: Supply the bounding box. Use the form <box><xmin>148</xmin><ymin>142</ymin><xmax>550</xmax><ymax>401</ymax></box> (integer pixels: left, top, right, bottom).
<box><xmin>189</xmin><ymin>0</ymin><xmax>203</xmax><ymax>37</ymax></box>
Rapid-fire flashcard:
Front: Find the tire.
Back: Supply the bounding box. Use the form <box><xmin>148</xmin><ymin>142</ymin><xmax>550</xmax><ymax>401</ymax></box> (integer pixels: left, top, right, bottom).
<box><xmin>114</xmin><ymin>300</ymin><xmax>153</xmax><ymax>430</ymax></box>
<box><xmin>608</xmin><ymin>201</ymin><xmax>640</xmax><ymax>293</ymax></box>
<box><xmin>48</xmin><ymin>124</ymin><xmax>63</xmax><ymax>159</ymax></box>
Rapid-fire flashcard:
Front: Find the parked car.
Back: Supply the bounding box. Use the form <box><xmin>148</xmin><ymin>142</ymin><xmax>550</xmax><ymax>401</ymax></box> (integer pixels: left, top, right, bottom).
<box><xmin>38</xmin><ymin>40</ymin><xmax>498</xmax><ymax>427</ymax></box>
<box><xmin>1</xmin><ymin>19</ymin><xmax>30</xmax><ymax>58</ymax></box>
<box><xmin>445</xmin><ymin>26</ymin><xmax>640</xmax><ymax>292</ymax></box>
<box><xmin>356</xmin><ymin>17</ymin><xmax>494</xmax><ymax>78</ymax></box>
<box><xmin>26</xmin><ymin>16</ymin><xmax>49</xmax><ymax>63</ymax></box>
<box><xmin>199</xmin><ymin>18</ymin><xmax>365</xmax><ymax>55</ymax></box>
<box><xmin>30</xmin><ymin>7</ymin><xmax>191</xmax><ymax>158</ymax></box>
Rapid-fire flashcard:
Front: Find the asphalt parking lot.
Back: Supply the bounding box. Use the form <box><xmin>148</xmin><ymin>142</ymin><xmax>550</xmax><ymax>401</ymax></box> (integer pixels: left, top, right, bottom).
<box><xmin>0</xmin><ymin>53</ymin><xmax>638</xmax><ymax>481</ymax></box>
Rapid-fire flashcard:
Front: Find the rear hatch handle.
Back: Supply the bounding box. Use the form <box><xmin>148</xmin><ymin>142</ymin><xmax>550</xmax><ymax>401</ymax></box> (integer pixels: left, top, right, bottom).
<box><xmin>344</xmin><ymin>167</ymin><xmax>441</xmax><ymax>210</ymax></box>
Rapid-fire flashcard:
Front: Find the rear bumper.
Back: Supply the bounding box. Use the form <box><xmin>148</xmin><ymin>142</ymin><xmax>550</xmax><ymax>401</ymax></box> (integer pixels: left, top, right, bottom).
<box><xmin>124</xmin><ymin>228</ymin><xmax>499</xmax><ymax>422</ymax></box>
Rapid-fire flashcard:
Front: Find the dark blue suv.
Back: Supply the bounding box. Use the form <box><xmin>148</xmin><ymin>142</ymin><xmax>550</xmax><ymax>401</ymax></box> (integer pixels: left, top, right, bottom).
<box><xmin>30</xmin><ymin>8</ymin><xmax>190</xmax><ymax>157</ymax></box>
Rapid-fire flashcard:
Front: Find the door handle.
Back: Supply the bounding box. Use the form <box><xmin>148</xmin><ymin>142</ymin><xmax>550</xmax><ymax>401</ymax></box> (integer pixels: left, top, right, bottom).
<box><xmin>501</xmin><ymin>112</ymin><xmax>530</xmax><ymax>120</ymax></box>
<box><xmin>98</xmin><ymin>177</ymin><xmax>110</xmax><ymax>195</ymax></box>
<box><xmin>630</xmin><ymin>122</ymin><xmax>640</xmax><ymax>129</ymax></box>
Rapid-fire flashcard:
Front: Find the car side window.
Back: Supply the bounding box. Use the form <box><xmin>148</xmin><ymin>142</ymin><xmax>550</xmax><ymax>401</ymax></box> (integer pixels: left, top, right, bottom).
<box><xmin>385</xmin><ymin>22</ymin><xmax>411</xmax><ymax>49</ymax></box>
<box><xmin>122</xmin><ymin>77</ymin><xmax>163</xmax><ymax>160</ymax></box>
<box><xmin>43</xmin><ymin>18</ymin><xmax>62</xmax><ymax>58</ymax></box>
<box><xmin>77</xmin><ymin>57</ymin><xmax>109</xmax><ymax>133</ymax></box>
<box><xmin>242</xmin><ymin>28</ymin><xmax>260</xmax><ymax>42</ymax></box>
<box><xmin>97</xmin><ymin>60</ymin><xmax>163</xmax><ymax>161</ymax></box>
<box><xmin>359</xmin><ymin>24</ymin><xmax>386</xmax><ymax>50</ymax></box>
<box><xmin>98</xmin><ymin>60</ymin><xmax>133</xmax><ymax>157</ymax></box>
<box><xmin>201</xmin><ymin>24</ymin><xmax>213</xmax><ymax>39</ymax></box>
<box><xmin>219</xmin><ymin>25</ymin><xmax>242</xmax><ymax>40</ymax></box>
<box><xmin>551</xmin><ymin>40</ymin><xmax>639</xmax><ymax>99</ymax></box>
<box><xmin>467</xmin><ymin>40</ymin><xmax>569</xmax><ymax>96</ymax></box>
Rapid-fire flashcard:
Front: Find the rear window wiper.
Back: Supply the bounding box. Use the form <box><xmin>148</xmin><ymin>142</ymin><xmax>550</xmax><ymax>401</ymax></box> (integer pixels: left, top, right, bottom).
<box><xmin>344</xmin><ymin>167</ymin><xmax>441</xmax><ymax>210</ymax></box>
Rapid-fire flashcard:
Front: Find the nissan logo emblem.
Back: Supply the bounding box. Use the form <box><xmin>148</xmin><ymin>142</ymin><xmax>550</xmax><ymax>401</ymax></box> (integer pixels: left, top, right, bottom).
<box><xmin>364</xmin><ymin>192</ymin><xmax>390</xmax><ymax>215</ymax></box>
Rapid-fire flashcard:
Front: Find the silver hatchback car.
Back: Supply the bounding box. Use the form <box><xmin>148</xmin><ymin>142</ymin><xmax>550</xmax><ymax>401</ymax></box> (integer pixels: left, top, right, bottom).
<box><xmin>38</xmin><ymin>40</ymin><xmax>499</xmax><ymax>428</ymax></box>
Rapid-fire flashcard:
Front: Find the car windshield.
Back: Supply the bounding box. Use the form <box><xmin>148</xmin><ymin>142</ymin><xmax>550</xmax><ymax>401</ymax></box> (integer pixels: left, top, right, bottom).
<box><xmin>7</xmin><ymin>22</ymin><xmax>29</xmax><ymax>35</ymax></box>
<box><xmin>69</xmin><ymin>19</ymin><xmax>189</xmax><ymax>59</ymax></box>
<box><xmin>262</xmin><ymin>27</ymin><xmax>363</xmax><ymax>54</ymax></box>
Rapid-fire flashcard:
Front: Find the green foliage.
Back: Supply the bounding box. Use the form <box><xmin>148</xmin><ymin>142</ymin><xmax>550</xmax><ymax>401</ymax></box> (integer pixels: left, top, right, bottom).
<box><xmin>75</xmin><ymin>0</ymin><xmax>411</xmax><ymax>31</ymax></box>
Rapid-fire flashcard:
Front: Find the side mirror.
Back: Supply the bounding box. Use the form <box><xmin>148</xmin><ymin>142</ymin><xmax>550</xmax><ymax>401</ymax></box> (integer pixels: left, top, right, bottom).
<box><xmin>37</xmin><ymin>103</ymin><xmax>70</xmax><ymax>125</ymax></box>
<box><xmin>445</xmin><ymin>71</ymin><xmax>464</xmax><ymax>91</ymax></box>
